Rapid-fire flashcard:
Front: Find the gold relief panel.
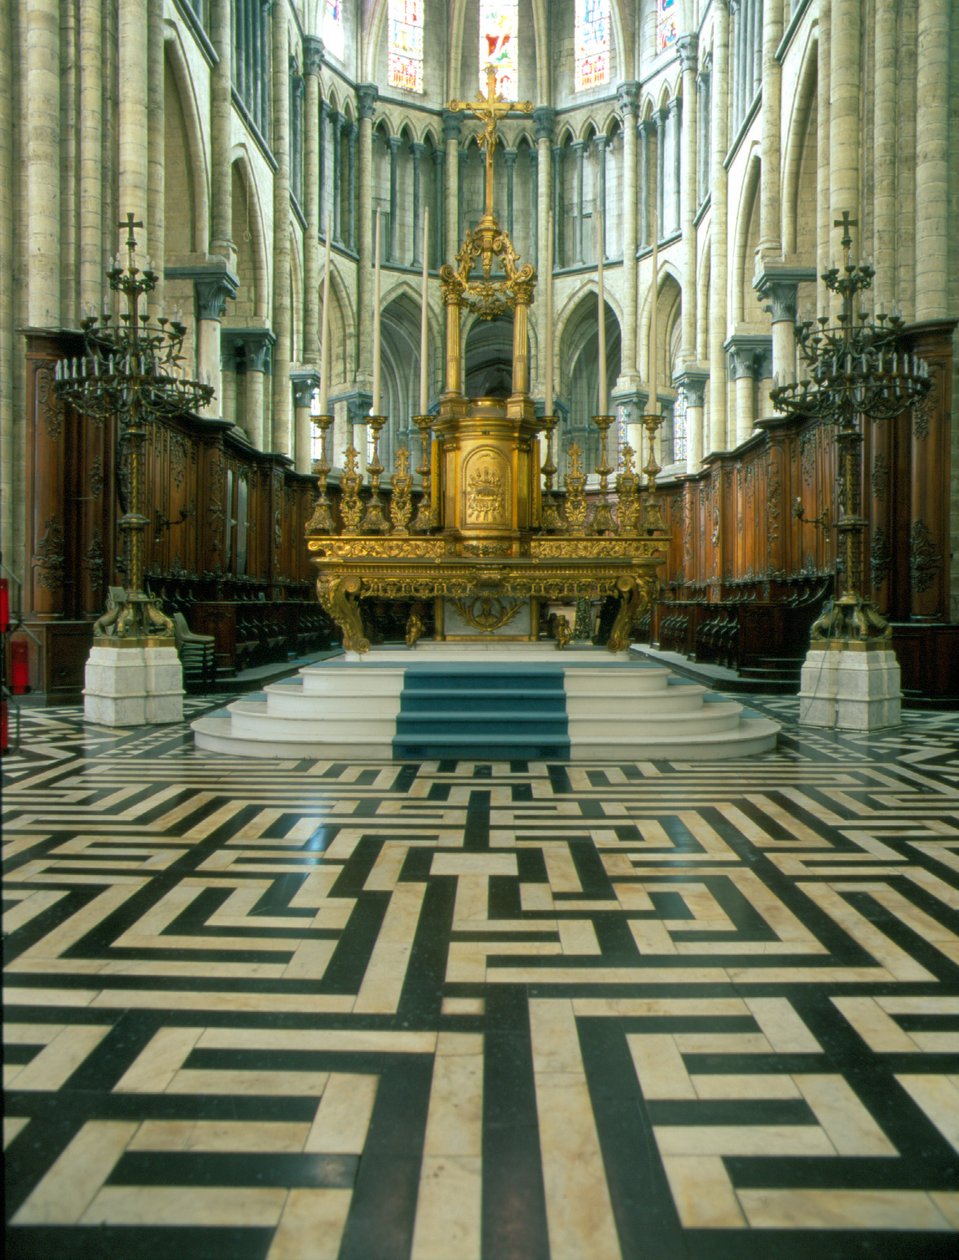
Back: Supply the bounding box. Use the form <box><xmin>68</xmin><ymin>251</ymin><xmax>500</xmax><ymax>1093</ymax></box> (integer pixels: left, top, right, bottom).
<box><xmin>462</xmin><ymin>446</ymin><xmax>511</xmax><ymax>529</ymax></box>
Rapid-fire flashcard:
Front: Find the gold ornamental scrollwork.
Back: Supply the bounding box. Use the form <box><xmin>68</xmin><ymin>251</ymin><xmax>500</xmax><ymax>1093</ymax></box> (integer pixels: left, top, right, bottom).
<box><xmin>316</xmin><ymin>574</ymin><xmax>370</xmax><ymax>654</ymax></box>
<box><xmin>450</xmin><ymin>594</ymin><xmax>524</xmax><ymax>634</ymax></box>
<box><xmin>308</xmin><ymin>537</ymin><xmax>450</xmax><ymax>560</ymax></box>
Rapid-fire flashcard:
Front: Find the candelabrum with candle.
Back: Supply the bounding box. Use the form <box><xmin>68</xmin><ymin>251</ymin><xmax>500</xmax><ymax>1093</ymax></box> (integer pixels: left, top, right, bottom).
<box><xmin>412</xmin><ymin>415</ymin><xmax>435</xmax><ymax>533</ymax></box>
<box><xmin>306</xmin><ymin>413</ymin><xmax>335</xmax><ymax>533</ymax></box>
<box><xmin>769</xmin><ymin>211</ymin><xmax>931</xmax><ymax>642</ymax></box>
<box><xmin>539</xmin><ymin>414</ymin><xmax>565</xmax><ymax>532</ymax></box>
<box><xmin>55</xmin><ymin>213</ymin><xmax>214</xmax><ymax>641</ymax></box>
<box><xmin>361</xmin><ymin>415</ymin><xmax>390</xmax><ymax>534</ymax></box>
<box><xmin>590</xmin><ymin>414</ymin><xmax>617</xmax><ymax>534</ymax></box>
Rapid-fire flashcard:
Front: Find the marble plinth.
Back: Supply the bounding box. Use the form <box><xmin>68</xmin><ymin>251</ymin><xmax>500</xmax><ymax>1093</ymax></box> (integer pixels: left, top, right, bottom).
<box><xmin>798</xmin><ymin>645</ymin><xmax>902</xmax><ymax>731</ymax></box>
<box><xmin>83</xmin><ymin>643</ymin><xmax>184</xmax><ymax>726</ymax></box>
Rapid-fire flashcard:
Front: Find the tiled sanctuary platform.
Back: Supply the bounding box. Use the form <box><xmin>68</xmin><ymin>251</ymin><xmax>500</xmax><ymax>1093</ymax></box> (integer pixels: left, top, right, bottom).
<box><xmin>3</xmin><ymin>693</ymin><xmax>959</xmax><ymax>1259</ymax></box>
<box><xmin>192</xmin><ymin>643</ymin><xmax>781</xmax><ymax>760</ymax></box>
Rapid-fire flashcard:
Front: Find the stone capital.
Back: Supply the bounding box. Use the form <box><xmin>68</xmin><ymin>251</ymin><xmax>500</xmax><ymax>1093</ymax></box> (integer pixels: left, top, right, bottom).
<box><xmin>303</xmin><ymin>35</ymin><xmax>324</xmax><ymax>78</ymax></box>
<box><xmin>677</xmin><ymin>34</ymin><xmax>699</xmax><ymax>73</ymax></box>
<box><xmin>667</xmin><ymin>96</ymin><xmax>681</xmax><ymax>120</ymax></box>
<box><xmin>503</xmin><ymin>147</ymin><xmax>518</xmax><ymax>167</ymax></box>
<box><xmin>432</xmin><ymin>146</ymin><xmax>445</xmax><ymax>166</ymax></box>
<box><xmin>673</xmin><ymin>366</ymin><xmax>710</xmax><ymax>408</ymax></box>
<box><xmin>533</xmin><ymin>105</ymin><xmax>555</xmax><ymax>141</ymax></box>
<box><xmin>290</xmin><ymin>368</ymin><xmax>321</xmax><ymax>409</ymax></box>
<box><xmin>724</xmin><ymin>334</ymin><xmax>772</xmax><ymax>381</ymax></box>
<box><xmin>593</xmin><ymin>133</ymin><xmax>608</xmax><ymax>153</ymax></box>
<box><xmin>165</xmin><ymin>262</ymin><xmax>239</xmax><ymax>322</ymax></box>
<box><xmin>754</xmin><ymin>265</ymin><xmax>818</xmax><ymax>323</ymax></box>
<box><xmin>357</xmin><ymin>83</ymin><xmax>378</xmax><ymax>119</ymax></box>
<box><xmin>320</xmin><ymin>98</ymin><xmax>333</xmax><ymax>121</ymax></box>
<box><xmin>410</xmin><ymin>141</ymin><xmax>427</xmax><ymax>161</ymax></box>
<box><xmin>442</xmin><ymin>109</ymin><xmax>462</xmax><ymax>142</ymax></box>
<box><xmin>639</xmin><ymin>117</ymin><xmax>657</xmax><ymax>138</ymax></box>
<box><xmin>222</xmin><ymin>327</ymin><xmax>276</xmax><ymax>374</ymax></box>
<box><xmin>386</xmin><ymin>134</ymin><xmax>403</xmax><ymax>154</ymax></box>
<box><xmin>616</xmin><ymin>81</ymin><xmax>640</xmax><ymax>119</ymax></box>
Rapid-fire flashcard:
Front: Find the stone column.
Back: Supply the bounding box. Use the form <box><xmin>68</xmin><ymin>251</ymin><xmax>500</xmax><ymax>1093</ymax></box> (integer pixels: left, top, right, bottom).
<box><xmin>432</xmin><ymin>146</ymin><xmax>445</xmax><ymax>265</ymax></box>
<box><xmin>751</xmin><ymin>0</ymin><xmax>763</xmax><ymax>99</ymax></box>
<box><xmin>411</xmin><ymin>142</ymin><xmax>426</xmax><ymax>264</ymax></box>
<box><xmin>655</xmin><ymin>108</ymin><xmax>667</xmax><ymax>236</ymax></box>
<box><xmin>677</xmin><ymin>36</ymin><xmax>698</xmax><ymax>365</ymax></box>
<box><xmin>668</xmin><ymin>97</ymin><xmax>682</xmax><ymax>236</ymax></box>
<box><xmin>347</xmin><ymin>122</ymin><xmax>358</xmax><ymax>250</ymax></box>
<box><xmin>237</xmin><ymin>331</ymin><xmax>275</xmax><ymax>449</ymax></box>
<box><xmin>829</xmin><ymin>0</ymin><xmax>860</xmax><ymax>271</ymax></box>
<box><xmin>572</xmin><ymin>140</ymin><xmax>586</xmax><ymax>263</ymax></box>
<box><xmin>78</xmin><ymin>0</ymin><xmax>103</xmax><ymax>311</ymax></box>
<box><xmin>271</xmin><ymin>1</ymin><xmax>292</xmax><ymax>455</ymax></box>
<box><xmin>319</xmin><ymin>100</ymin><xmax>331</xmax><ymax>236</ymax></box>
<box><xmin>192</xmin><ymin>266</ymin><xmax>239</xmax><ymax>416</ymax></box>
<box><xmin>871</xmin><ymin>2</ymin><xmax>896</xmax><ymax>304</ymax></box>
<box><xmin>914</xmin><ymin>0</ymin><xmax>950</xmax><ymax>320</ymax></box>
<box><xmin>458</xmin><ymin>147</ymin><xmax>468</xmax><ymax>244</ymax></box>
<box><xmin>677</xmin><ymin>369</ymin><xmax>709</xmax><ymax>472</ymax></box>
<box><xmin>638</xmin><ymin>119</ymin><xmax>652</xmax><ymax>247</ymax></box>
<box><xmin>387</xmin><ymin>134</ymin><xmax>401</xmax><ymax>261</ymax></box>
<box><xmin>754</xmin><ymin>268</ymin><xmax>816</xmax><ymax>390</ymax></box>
<box><xmin>504</xmin><ymin>147</ymin><xmax>517</xmax><ymax>239</ymax></box>
<box><xmin>816</xmin><ymin>1</ymin><xmax>831</xmax><ymax>283</ymax></box>
<box><xmin>552</xmin><ymin>144</ymin><xmax>563</xmax><ymax>262</ymax></box>
<box><xmin>759</xmin><ymin>0</ymin><xmax>783</xmax><ymax>255</ymax></box>
<box><xmin>332</xmin><ymin>112</ymin><xmax>343</xmax><ymax>243</ymax></box>
<box><xmin>258</xmin><ymin>1</ymin><xmax>270</xmax><ymax>133</ymax></box>
<box><xmin>727</xmin><ymin>343</ymin><xmax>756</xmax><ymax>446</ymax></box>
<box><xmin>357</xmin><ymin>85</ymin><xmax>378</xmax><ymax>392</ymax></box>
<box><xmin>209</xmin><ymin>0</ymin><xmax>234</xmax><ymax>263</ymax></box>
<box><xmin>442</xmin><ymin>110</ymin><xmax>460</xmax><ymax>266</ymax></box>
<box><xmin>24</xmin><ymin>0</ymin><xmax>61</xmax><ymax>325</ymax></box>
<box><xmin>302</xmin><ymin>36</ymin><xmax>323</xmax><ymax>365</ymax></box>
<box><xmin>290</xmin><ymin>368</ymin><xmax>320</xmax><ymax>475</ymax></box>
<box><xmin>147</xmin><ymin>0</ymin><xmax>164</xmax><ymax>311</ymax></box>
<box><xmin>697</xmin><ymin>67</ymin><xmax>711</xmax><ymax>206</ymax></box>
<box><xmin>616</xmin><ymin>84</ymin><xmax>639</xmax><ymax>383</ymax></box>
<box><xmin>119</xmin><ymin>0</ymin><xmax>149</xmax><ymax>237</ymax></box>
<box><xmin>708</xmin><ymin>0</ymin><xmax>730</xmax><ymax>454</ymax></box>
<box><xmin>534</xmin><ymin>106</ymin><xmax>554</xmax><ymax>305</ymax></box>
<box><xmin>594</xmin><ymin>135</ymin><xmax>607</xmax><ymax>258</ymax></box>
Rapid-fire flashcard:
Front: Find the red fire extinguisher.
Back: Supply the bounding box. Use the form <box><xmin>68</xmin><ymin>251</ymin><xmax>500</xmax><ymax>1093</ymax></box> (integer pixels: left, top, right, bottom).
<box><xmin>0</xmin><ymin>577</ymin><xmax>9</xmax><ymax>635</ymax></box>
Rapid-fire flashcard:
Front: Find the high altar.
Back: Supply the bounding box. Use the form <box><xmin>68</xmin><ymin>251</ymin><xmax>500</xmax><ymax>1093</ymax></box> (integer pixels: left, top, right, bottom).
<box><xmin>306</xmin><ymin>71</ymin><xmax>668</xmax><ymax>654</ymax></box>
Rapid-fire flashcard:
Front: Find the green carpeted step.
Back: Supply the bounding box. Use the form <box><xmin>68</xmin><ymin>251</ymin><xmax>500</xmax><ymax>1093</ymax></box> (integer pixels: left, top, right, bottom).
<box><xmin>394</xmin><ymin>665</ymin><xmax>570</xmax><ymax>760</ymax></box>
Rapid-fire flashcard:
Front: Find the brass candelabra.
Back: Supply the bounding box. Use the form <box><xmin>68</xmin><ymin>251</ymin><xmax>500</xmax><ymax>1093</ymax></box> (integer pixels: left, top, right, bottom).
<box><xmin>54</xmin><ymin>213</ymin><xmax>213</xmax><ymax>642</ymax></box>
<box><xmin>769</xmin><ymin>212</ymin><xmax>931</xmax><ymax>642</ymax></box>
<box><xmin>306</xmin><ymin>413</ymin><xmax>335</xmax><ymax>533</ymax></box>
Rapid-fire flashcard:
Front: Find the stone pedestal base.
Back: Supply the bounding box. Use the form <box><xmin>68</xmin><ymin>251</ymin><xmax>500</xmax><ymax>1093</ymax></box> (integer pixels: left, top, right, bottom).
<box><xmin>83</xmin><ymin>643</ymin><xmax>184</xmax><ymax>726</ymax></box>
<box><xmin>798</xmin><ymin>646</ymin><xmax>902</xmax><ymax>731</ymax></box>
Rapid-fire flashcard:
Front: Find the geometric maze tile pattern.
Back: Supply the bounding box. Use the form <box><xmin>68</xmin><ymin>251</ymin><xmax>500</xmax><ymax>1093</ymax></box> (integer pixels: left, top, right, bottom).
<box><xmin>4</xmin><ymin>699</ymin><xmax>959</xmax><ymax>1259</ymax></box>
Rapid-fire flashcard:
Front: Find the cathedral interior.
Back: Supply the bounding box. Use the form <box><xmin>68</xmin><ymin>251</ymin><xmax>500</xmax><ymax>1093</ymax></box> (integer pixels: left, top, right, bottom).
<box><xmin>3</xmin><ymin>1</ymin><xmax>959</xmax><ymax>1257</ymax></box>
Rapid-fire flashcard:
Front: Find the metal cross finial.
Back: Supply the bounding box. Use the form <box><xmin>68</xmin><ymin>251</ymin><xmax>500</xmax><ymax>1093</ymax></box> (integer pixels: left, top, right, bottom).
<box><xmin>448</xmin><ymin>65</ymin><xmax>532</xmax><ymax>220</ymax></box>
<box><xmin>833</xmin><ymin>210</ymin><xmax>857</xmax><ymax>251</ymax></box>
<box><xmin>120</xmin><ymin>212</ymin><xmax>145</xmax><ymax>252</ymax></box>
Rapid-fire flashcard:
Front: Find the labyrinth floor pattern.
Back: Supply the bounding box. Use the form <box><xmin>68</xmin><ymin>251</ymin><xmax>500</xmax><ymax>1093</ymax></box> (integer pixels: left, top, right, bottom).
<box><xmin>3</xmin><ymin>697</ymin><xmax>959</xmax><ymax>1260</ymax></box>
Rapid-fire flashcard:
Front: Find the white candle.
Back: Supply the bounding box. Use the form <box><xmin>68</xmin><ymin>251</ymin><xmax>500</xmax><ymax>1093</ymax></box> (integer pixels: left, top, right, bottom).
<box><xmin>419</xmin><ymin>207</ymin><xmax>429</xmax><ymax>415</ymax></box>
<box><xmin>649</xmin><ymin>212</ymin><xmax>659</xmax><ymax>410</ymax></box>
<box><xmin>544</xmin><ymin>211</ymin><xmax>554</xmax><ymax>415</ymax></box>
<box><xmin>318</xmin><ymin>215</ymin><xmax>332</xmax><ymax>414</ymax></box>
<box><xmin>597</xmin><ymin>208</ymin><xmax>607</xmax><ymax>415</ymax></box>
<box><xmin>372</xmin><ymin>207</ymin><xmax>382</xmax><ymax>414</ymax></box>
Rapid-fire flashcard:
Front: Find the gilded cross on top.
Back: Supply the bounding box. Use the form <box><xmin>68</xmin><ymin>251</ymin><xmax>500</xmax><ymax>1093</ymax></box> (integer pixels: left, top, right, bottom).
<box><xmin>449</xmin><ymin>65</ymin><xmax>532</xmax><ymax>220</ymax></box>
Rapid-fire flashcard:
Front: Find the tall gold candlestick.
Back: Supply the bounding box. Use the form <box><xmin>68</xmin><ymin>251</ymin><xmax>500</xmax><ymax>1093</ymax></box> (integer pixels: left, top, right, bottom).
<box><xmin>591</xmin><ymin>411</ymin><xmax>617</xmax><ymax>534</ymax></box>
<box><xmin>412</xmin><ymin>414</ymin><xmax>434</xmax><ymax>533</ymax></box>
<box><xmin>305</xmin><ymin>412</ymin><xmax>335</xmax><ymax>533</ymax></box>
<box><xmin>361</xmin><ymin>414</ymin><xmax>389</xmax><ymax>533</ymax></box>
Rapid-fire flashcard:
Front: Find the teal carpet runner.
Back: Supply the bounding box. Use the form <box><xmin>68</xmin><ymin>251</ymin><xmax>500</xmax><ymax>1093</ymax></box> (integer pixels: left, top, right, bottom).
<box><xmin>392</xmin><ymin>664</ymin><xmax>570</xmax><ymax>760</ymax></box>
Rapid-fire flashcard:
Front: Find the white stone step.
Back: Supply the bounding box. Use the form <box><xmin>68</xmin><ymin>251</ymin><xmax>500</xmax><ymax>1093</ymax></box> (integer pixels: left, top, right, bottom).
<box><xmin>192</xmin><ymin>715</ymin><xmax>394</xmax><ymax>759</ymax></box>
<box><xmin>567</xmin><ymin>717</ymin><xmax>780</xmax><ymax>760</ymax></box>
<box><xmin>568</xmin><ymin>700</ymin><xmax>746</xmax><ymax>739</ymax></box>
<box><xmin>566</xmin><ymin>685</ymin><xmax>708</xmax><ymax>716</ymax></box>
<box><xmin>227</xmin><ymin>697</ymin><xmax>398</xmax><ymax>740</ymax></box>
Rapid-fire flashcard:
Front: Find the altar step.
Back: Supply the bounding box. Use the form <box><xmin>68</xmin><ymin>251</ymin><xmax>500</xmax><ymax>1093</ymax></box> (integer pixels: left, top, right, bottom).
<box><xmin>394</xmin><ymin>668</ymin><xmax>570</xmax><ymax>759</ymax></box>
<box><xmin>192</xmin><ymin>646</ymin><xmax>780</xmax><ymax>760</ymax></box>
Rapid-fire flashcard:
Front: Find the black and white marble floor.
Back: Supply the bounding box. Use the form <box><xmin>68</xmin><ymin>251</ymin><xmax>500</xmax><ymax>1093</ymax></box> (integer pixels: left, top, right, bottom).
<box><xmin>4</xmin><ymin>695</ymin><xmax>959</xmax><ymax>1259</ymax></box>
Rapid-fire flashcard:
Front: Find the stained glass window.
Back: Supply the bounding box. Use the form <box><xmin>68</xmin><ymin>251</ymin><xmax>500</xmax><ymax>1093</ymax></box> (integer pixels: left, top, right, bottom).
<box><xmin>657</xmin><ymin>0</ymin><xmax>678</xmax><ymax>54</ymax></box>
<box><xmin>388</xmin><ymin>1</ymin><xmax>424</xmax><ymax>93</ymax></box>
<box><xmin>479</xmin><ymin>1</ymin><xmax>518</xmax><ymax>101</ymax></box>
<box><xmin>323</xmin><ymin>0</ymin><xmax>344</xmax><ymax>61</ymax></box>
<box><xmin>575</xmin><ymin>0</ymin><xmax>610</xmax><ymax>92</ymax></box>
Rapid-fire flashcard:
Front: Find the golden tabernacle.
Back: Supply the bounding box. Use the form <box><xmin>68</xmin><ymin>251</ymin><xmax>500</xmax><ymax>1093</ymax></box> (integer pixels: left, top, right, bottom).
<box><xmin>306</xmin><ymin>69</ymin><xmax>668</xmax><ymax>654</ymax></box>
